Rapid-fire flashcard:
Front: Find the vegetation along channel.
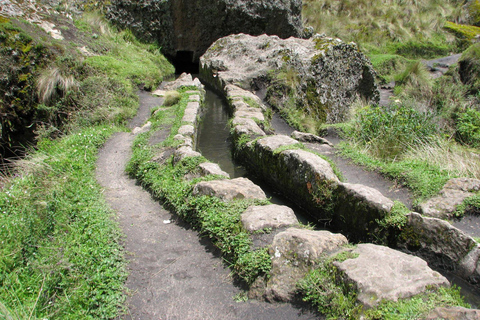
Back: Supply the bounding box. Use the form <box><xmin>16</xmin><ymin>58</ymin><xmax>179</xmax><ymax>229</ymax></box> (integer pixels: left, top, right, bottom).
<box><xmin>2</xmin><ymin>0</ymin><xmax>480</xmax><ymax>319</ymax></box>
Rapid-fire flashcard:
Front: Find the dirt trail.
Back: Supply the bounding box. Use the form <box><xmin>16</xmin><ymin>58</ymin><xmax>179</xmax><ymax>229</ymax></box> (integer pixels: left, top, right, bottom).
<box><xmin>96</xmin><ymin>91</ymin><xmax>317</xmax><ymax>319</ymax></box>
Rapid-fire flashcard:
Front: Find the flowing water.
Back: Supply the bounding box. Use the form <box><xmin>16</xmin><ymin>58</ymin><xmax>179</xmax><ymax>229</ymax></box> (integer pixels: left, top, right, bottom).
<box><xmin>196</xmin><ymin>87</ymin><xmax>311</xmax><ymax>225</ymax></box>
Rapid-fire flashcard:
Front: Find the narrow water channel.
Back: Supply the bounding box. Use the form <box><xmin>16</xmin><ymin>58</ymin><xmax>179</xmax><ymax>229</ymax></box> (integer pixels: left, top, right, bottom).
<box><xmin>196</xmin><ymin>87</ymin><xmax>312</xmax><ymax>225</ymax></box>
<box><xmin>195</xmin><ymin>85</ymin><xmax>480</xmax><ymax>308</ymax></box>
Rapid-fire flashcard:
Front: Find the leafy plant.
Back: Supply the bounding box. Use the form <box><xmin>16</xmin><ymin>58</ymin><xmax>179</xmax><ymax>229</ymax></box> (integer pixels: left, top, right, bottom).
<box><xmin>456</xmin><ymin>108</ymin><xmax>480</xmax><ymax>147</ymax></box>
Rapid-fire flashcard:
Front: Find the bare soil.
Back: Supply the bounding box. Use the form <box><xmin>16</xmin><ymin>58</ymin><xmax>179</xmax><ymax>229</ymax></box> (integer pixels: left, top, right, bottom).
<box><xmin>96</xmin><ymin>91</ymin><xmax>318</xmax><ymax>319</ymax></box>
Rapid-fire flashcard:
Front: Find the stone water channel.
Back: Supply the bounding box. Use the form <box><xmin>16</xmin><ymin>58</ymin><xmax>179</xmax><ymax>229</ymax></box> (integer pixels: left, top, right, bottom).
<box><xmin>196</xmin><ymin>86</ymin><xmax>312</xmax><ymax>225</ymax></box>
<box><xmin>194</xmin><ymin>81</ymin><xmax>480</xmax><ymax>308</ymax></box>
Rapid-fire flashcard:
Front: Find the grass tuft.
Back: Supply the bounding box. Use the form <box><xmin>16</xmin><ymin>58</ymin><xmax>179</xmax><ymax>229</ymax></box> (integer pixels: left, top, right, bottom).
<box><xmin>36</xmin><ymin>67</ymin><xmax>78</xmax><ymax>104</ymax></box>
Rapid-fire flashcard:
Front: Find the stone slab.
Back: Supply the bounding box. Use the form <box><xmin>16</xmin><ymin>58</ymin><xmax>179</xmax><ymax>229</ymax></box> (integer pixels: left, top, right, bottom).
<box><xmin>335</xmin><ymin>243</ymin><xmax>450</xmax><ymax>308</ymax></box>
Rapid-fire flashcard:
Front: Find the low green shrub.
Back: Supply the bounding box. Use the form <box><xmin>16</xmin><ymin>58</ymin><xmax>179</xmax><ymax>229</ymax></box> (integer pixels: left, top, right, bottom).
<box><xmin>458</xmin><ymin>43</ymin><xmax>480</xmax><ymax>92</ymax></box>
<box><xmin>348</xmin><ymin>103</ymin><xmax>438</xmax><ymax>159</ymax></box>
<box><xmin>456</xmin><ymin>108</ymin><xmax>480</xmax><ymax>147</ymax></box>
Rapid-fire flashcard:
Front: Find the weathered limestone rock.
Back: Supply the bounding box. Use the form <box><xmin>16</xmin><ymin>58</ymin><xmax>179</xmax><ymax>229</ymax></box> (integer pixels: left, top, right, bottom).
<box><xmin>232</xmin><ymin>122</ymin><xmax>266</xmax><ymax>139</ymax></box>
<box><xmin>163</xmin><ymin>73</ymin><xmax>203</xmax><ymax>90</ymax></box>
<box><xmin>225</xmin><ymin>84</ymin><xmax>266</xmax><ymax>111</ymax></box>
<box><xmin>192</xmin><ymin>177</ymin><xmax>267</xmax><ymax>201</ymax></box>
<box><xmin>178</xmin><ymin>125</ymin><xmax>195</xmax><ymax>138</ymax></box>
<box><xmin>265</xmin><ymin>227</ymin><xmax>348</xmax><ymax>301</ymax></box>
<box><xmin>198</xmin><ymin>162</ymin><xmax>229</xmax><ymax>178</ymax></box>
<box><xmin>256</xmin><ymin>135</ymin><xmax>299</xmax><ymax>152</ymax></box>
<box><xmin>173</xmin><ymin>134</ymin><xmax>193</xmax><ymax>148</ymax></box>
<box><xmin>426</xmin><ymin>306</ymin><xmax>480</xmax><ymax>320</ymax></box>
<box><xmin>132</xmin><ymin>121</ymin><xmax>152</xmax><ymax>135</ymax></box>
<box><xmin>291</xmin><ymin>130</ymin><xmax>333</xmax><ymax>146</ymax></box>
<box><xmin>399</xmin><ymin>212</ymin><xmax>480</xmax><ymax>284</ymax></box>
<box><xmin>335</xmin><ymin>183</ymin><xmax>394</xmax><ymax>241</ymax></box>
<box><xmin>182</xmin><ymin>101</ymin><xmax>201</xmax><ymax>124</ymax></box>
<box><xmin>241</xmin><ymin>204</ymin><xmax>298</xmax><ymax>232</ymax></box>
<box><xmin>173</xmin><ymin>146</ymin><xmax>201</xmax><ymax>163</ymax></box>
<box><xmin>335</xmin><ymin>244</ymin><xmax>450</xmax><ymax>308</ymax></box>
<box><xmin>419</xmin><ymin>178</ymin><xmax>480</xmax><ymax>219</ymax></box>
<box><xmin>201</xmin><ymin>33</ymin><xmax>378</xmax><ymax>123</ymax></box>
<box><xmin>107</xmin><ymin>0</ymin><xmax>303</xmax><ymax>63</ymax></box>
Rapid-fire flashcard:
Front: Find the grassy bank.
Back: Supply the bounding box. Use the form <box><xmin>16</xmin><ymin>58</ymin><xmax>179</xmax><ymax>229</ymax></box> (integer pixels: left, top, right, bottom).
<box><xmin>0</xmin><ymin>11</ymin><xmax>173</xmax><ymax>319</ymax></box>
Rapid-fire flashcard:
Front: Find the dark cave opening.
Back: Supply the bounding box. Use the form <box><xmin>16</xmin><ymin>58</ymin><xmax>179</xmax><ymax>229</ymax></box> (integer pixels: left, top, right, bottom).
<box><xmin>172</xmin><ymin>50</ymin><xmax>199</xmax><ymax>74</ymax></box>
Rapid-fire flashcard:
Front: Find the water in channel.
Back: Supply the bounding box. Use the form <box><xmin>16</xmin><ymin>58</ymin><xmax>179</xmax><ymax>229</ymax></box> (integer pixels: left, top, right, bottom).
<box><xmin>196</xmin><ymin>88</ymin><xmax>311</xmax><ymax>225</ymax></box>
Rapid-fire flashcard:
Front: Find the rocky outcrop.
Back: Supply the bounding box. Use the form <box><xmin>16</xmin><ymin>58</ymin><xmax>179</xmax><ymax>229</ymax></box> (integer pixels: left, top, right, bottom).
<box><xmin>265</xmin><ymin>227</ymin><xmax>348</xmax><ymax>301</ymax></box>
<box><xmin>335</xmin><ymin>244</ymin><xmax>450</xmax><ymax>308</ymax></box>
<box><xmin>106</xmin><ymin>0</ymin><xmax>303</xmax><ymax>64</ymax></box>
<box><xmin>200</xmin><ymin>33</ymin><xmax>379</xmax><ymax>123</ymax></box>
<box><xmin>419</xmin><ymin>178</ymin><xmax>480</xmax><ymax>219</ymax></box>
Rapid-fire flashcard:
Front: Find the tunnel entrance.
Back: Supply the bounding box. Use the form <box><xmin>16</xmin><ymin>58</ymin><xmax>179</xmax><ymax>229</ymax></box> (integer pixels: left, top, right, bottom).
<box><xmin>172</xmin><ymin>50</ymin><xmax>199</xmax><ymax>74</ymax></box>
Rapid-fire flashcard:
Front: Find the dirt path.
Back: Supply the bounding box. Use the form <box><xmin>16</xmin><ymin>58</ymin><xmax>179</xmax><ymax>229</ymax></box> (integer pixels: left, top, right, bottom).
<box><xmin>96</xmin><ymin>91</ymin><xmax>317</xmax><ymax>319</ymax></box>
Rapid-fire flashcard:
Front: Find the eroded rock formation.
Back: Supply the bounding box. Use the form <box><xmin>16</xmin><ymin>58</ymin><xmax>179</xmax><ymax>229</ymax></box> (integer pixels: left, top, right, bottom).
<box><xmin>200</xmin><ymin>33</ymin><xmax>379</xmax><ymax>123</ymax></box>
<box><xmin>106</xmin><ymin>0</ymin><xmax>303</xmax><ymax>65</ymax></box>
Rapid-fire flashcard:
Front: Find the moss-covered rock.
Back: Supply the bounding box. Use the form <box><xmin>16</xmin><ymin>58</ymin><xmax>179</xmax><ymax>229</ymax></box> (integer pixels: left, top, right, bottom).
<box><xmin>200</xmin><ymin>33</ymin><xmax>379</xmax><ymax>128</ymax></box>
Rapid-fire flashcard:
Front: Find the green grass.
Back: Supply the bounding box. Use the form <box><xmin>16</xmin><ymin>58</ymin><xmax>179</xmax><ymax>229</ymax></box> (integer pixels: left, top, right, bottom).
<box><xmin>0</xmin><ymin>126</ymin><xmax>127</xmax><ymax>319</ymax></box>
<box><xmin>337</xmin><ymin>141</ymin><xmax>454</xmax><ymax>202</ymax></box>
<box><xmin>0</xmin><ymin>11</ymin><xmax>174</xmax><ymax>319</ymax></box>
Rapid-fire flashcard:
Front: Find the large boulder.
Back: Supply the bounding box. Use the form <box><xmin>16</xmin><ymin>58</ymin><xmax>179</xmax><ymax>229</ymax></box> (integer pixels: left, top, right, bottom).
<box><xmin>335</xmin><ymin>244</ymin><xmax>450</xmax><ymax>308</ymax></box>
<box><xmin>200</xmin><ymin>33</ymin><xmax>379</xmax><ymax>123</ymax></box>
<box><xmin>107</xmin><ymin>0</ymin><xmax>303</xmax><ymax>64</ymax></box>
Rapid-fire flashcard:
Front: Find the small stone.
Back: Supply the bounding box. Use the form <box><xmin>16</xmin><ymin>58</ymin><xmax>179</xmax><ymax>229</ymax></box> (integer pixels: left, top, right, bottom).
<box><xmin>198</xmin><ymin>162</ymin><xmax>229</xmax><ymax>178</ymax></box>
<box><xmin>291</xmin><ymin>130</ymin><xmax>333</xmax><ymax>146</ymax></box>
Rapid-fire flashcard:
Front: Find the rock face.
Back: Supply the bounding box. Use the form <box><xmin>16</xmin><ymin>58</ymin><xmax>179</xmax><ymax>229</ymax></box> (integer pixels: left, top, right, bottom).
<box><xmin>107</xmin><ymin>0</ymin><xmax>303</xmax><ymax>64</ymax></box>
<box><xmin>266</xmin><ymin>227</ymin><xmax>348</xmax><ymax>301</ymax></box>
<box><xmin>335</xmin><ymin>244</ymin><xmax>450</xmax><ymax>308</ymax></box>
<box><xmin>419</xmin><ymin>178</ymin><xmax>480</xmax><ymax>219</ymax></box>
<box><xmin>201</xmin><ymin>33</ymin><xmax>379</xmax><ymax>123</ymax></box>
